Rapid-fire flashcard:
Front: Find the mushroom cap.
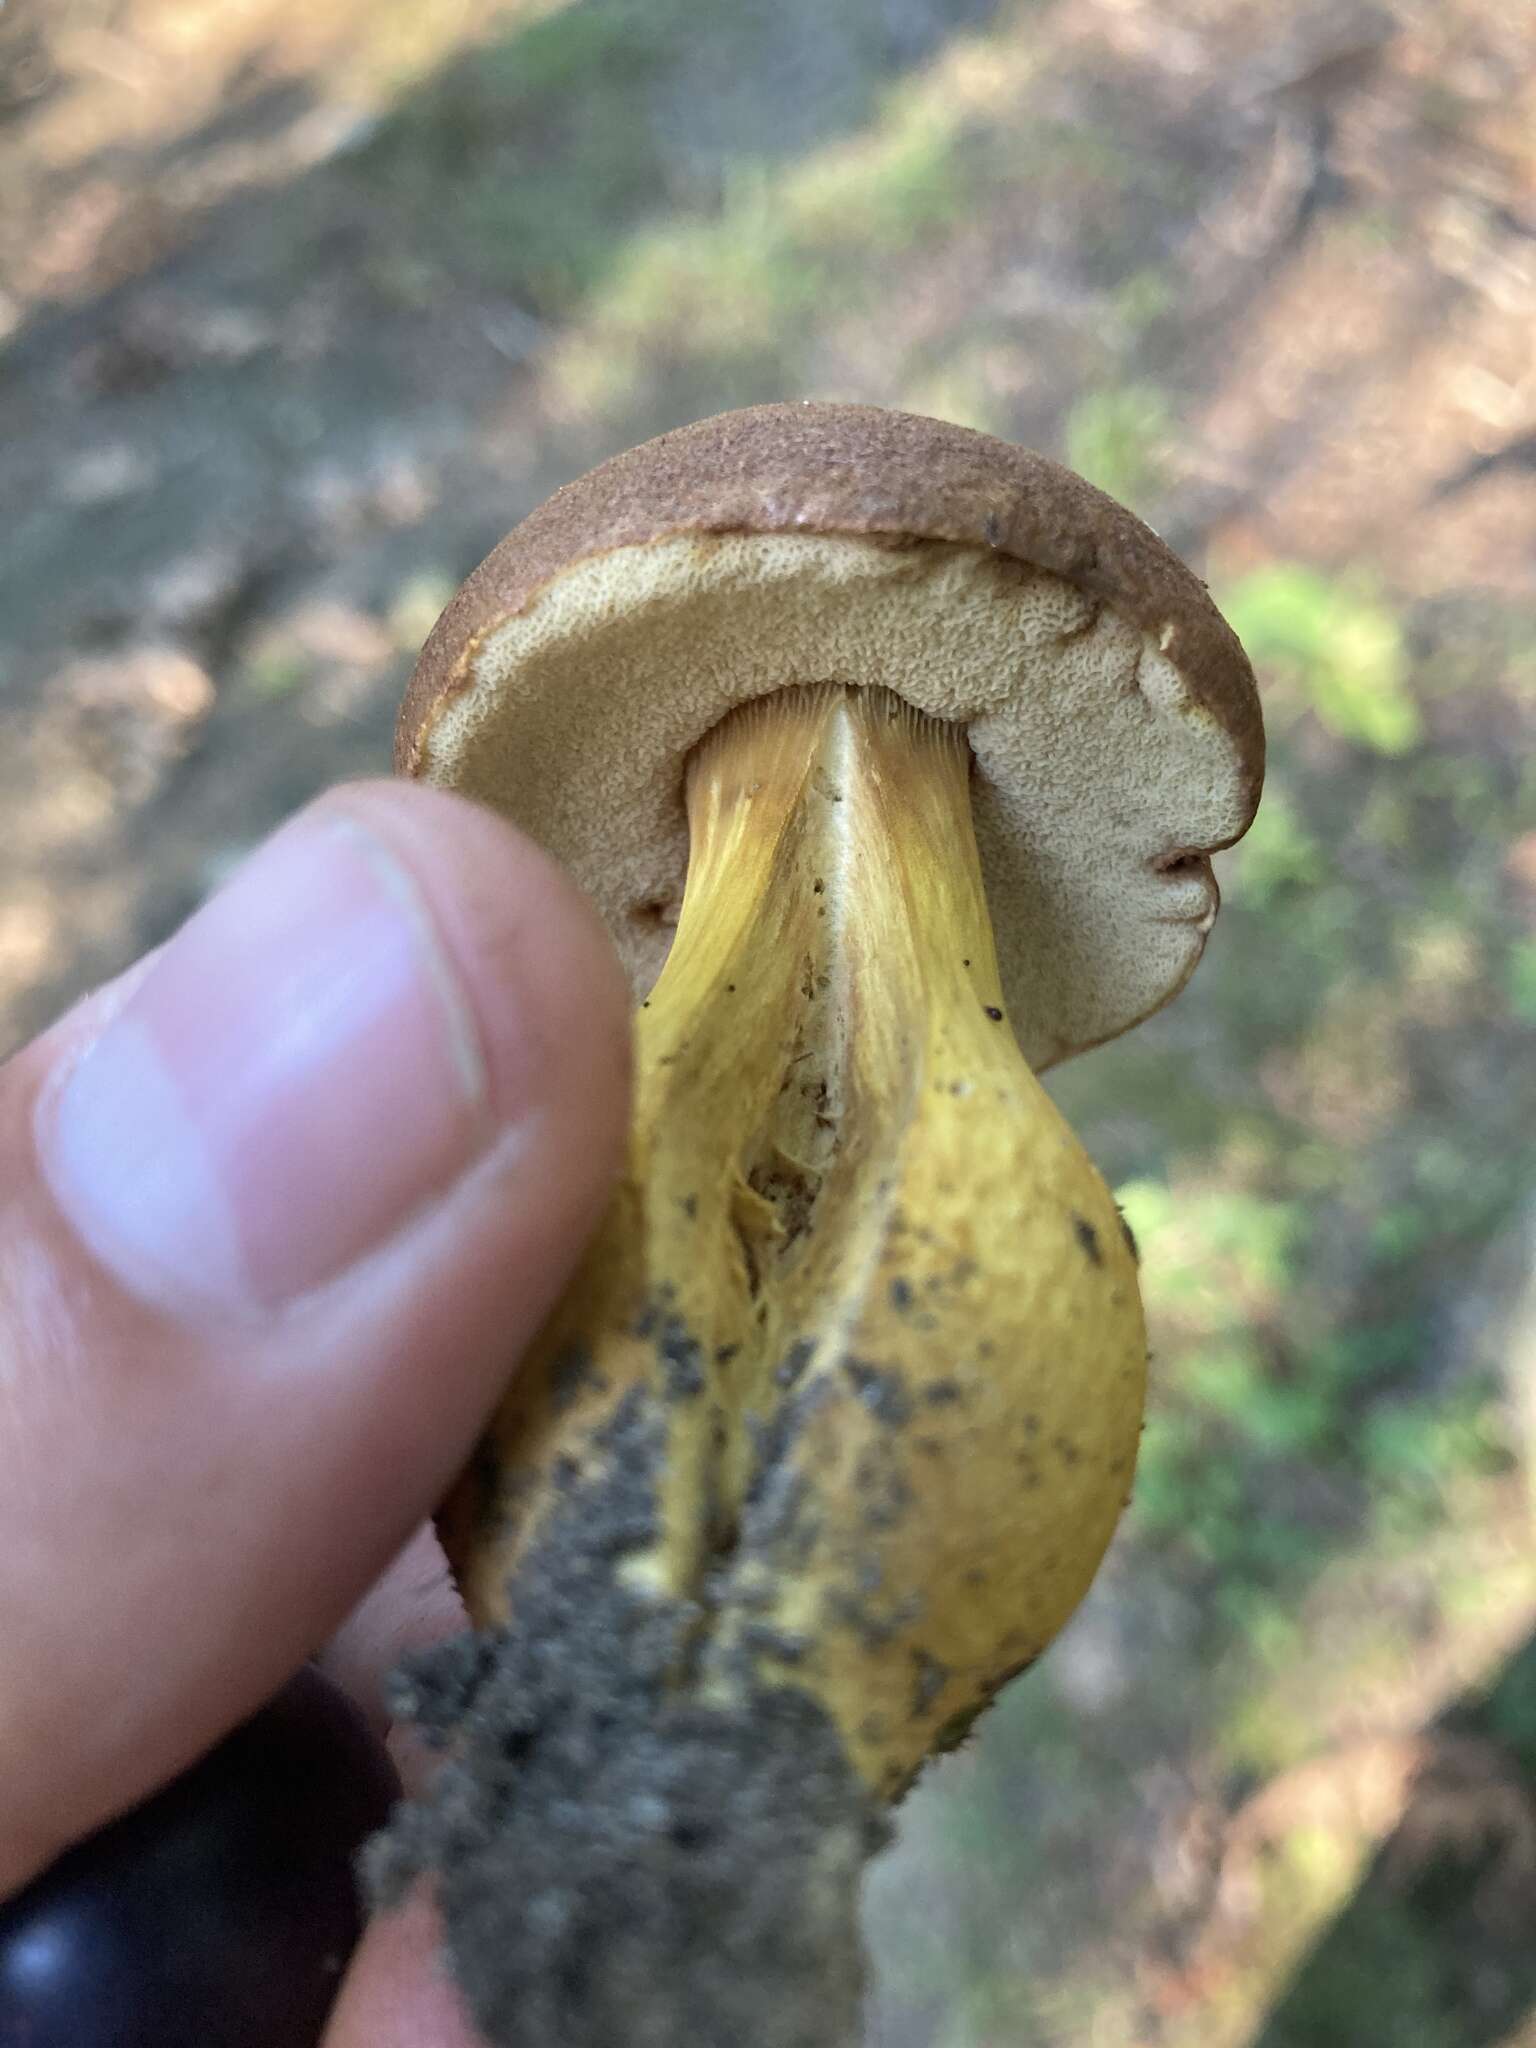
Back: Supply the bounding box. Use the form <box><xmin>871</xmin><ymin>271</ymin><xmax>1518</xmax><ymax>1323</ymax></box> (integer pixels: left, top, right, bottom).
<box><xmin>397</xmin><ymin>403</ymin><xmax>1262</xmax><ymax>1068</ymax></box>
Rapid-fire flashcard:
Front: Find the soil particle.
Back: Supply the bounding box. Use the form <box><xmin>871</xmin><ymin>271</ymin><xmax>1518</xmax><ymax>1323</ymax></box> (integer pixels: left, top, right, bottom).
<box><xmin>910</xmin><ymin>1650</ymin><xmax>951</xmax><ymax>1719</ymax></box>
<box><xmin>367</xmin><ymin>1390</ymin><xmax>886</xmax><ymax>2048</ymax></box>
<box><xmin>776</xmin><ymin>1335</ymin><xmax>817</xmax><ymax>1387</ymax></box>
<box><xmin>928</xmin><ymin>1648</ymin><xmax>1039</xmax><ymax>1757</ymax></box>
<box><xmin>547</xmin><ymin>1339</ymin><xmax>605</xmax><ymax>1413</ymax></box>
<box><xmin>656</xmin><ymin>1308</ymin><xmax>707</xmax><ymax>1399</ymax></box>
<box><xmin>743</xmin><ymin>1378</ymin><xmax>837</xmax><ymax>1559</ymax></box>
<box><xmin>852</xmin><ymin>1437</ymin><xmax>915</xmax><ymax>1532</ymax></box>
<box><xmin>1116</xmin><ymin>1205</ymin><xmax>1140</xmax><ymax>1261</ymax></box>
<box><xmin>842</xmin><ymin>1357</ymin><xmax>914</xmax><ymax>1428</ymax></box>
<box><xmin>1072</xmin><ymin>1214</ymin><xmax>1103</xmax><ymax>1265</ymax></box>
<box><xmin>823</xmin><ymin>1586</ymin><xmax>924</xmax><ymax>1652</ymax></box>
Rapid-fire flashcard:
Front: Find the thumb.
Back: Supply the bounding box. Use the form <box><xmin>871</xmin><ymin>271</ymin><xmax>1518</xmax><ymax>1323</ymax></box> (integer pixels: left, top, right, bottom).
<box><xmin>0</xmin><ymin>781</ymin><xmax>630</xmax><ymax>1897</ymax></box>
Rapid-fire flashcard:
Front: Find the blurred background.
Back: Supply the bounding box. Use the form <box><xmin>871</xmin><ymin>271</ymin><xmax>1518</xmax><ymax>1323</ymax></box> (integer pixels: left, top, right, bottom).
<box><xmin>2</xmin><ymin>0</ymin><xmax>1534</xmax><ymax>2041</ymax></box>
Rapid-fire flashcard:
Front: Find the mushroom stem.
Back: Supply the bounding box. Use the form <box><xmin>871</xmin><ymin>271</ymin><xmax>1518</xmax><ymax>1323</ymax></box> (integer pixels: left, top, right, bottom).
<box><xmin>380</xmin><ymin>685</ymin><xmax>1146</xmax><ymax>2048</ymax></box>
<box><xmin>445</xmin><ymin>680</ymin><xmax>1142</xmax><ymax>1780</ymax></box>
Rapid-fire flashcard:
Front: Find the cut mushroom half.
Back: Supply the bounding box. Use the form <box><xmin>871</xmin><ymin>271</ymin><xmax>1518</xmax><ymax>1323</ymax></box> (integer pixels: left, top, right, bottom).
<box><xmin>373</xmin><ymin>404</ymin><xmax>1263</xmax><ymax>2048</ymax></box>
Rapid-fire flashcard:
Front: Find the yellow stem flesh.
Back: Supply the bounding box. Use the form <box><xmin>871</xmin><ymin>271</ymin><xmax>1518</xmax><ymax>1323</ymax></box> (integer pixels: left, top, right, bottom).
<box><xmin>442</xmin><ymin>685</ymin><xmax>1146</xmax><ymax>1799</ymax></box>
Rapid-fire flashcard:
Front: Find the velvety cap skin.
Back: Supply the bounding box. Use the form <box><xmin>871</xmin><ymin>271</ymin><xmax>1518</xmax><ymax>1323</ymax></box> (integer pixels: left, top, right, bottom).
<box><xmin>397</xmin><ymin>403</ymin><xmax>1263</xmax><ymax>1067</ymax></box>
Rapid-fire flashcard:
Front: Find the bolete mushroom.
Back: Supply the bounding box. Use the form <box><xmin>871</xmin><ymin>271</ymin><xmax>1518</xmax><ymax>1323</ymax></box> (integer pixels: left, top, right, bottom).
<box><xmin>370</xmin><ymin>404</ymin><xmax>1262</xmax><ymax>2048</ymax></box>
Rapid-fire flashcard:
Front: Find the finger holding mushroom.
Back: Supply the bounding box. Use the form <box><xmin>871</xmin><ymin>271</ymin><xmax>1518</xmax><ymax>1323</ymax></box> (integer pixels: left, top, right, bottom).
<box><xmin>371</xmin><ymin>404</ymin><xmax>1262</xmax><ymax>2048</ymax></box>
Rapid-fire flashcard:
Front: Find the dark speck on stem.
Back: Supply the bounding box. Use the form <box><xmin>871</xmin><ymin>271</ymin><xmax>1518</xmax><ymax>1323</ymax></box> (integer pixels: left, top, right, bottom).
<box><xmin>776</xmin><ymin>1338</ymin><xmax>816</xmax><ymax>1389</ymax></box>
<box><xmin>843</xmin><ymin>1359</ymin><xmax>913</xmax><ymax>1428</ymax></box>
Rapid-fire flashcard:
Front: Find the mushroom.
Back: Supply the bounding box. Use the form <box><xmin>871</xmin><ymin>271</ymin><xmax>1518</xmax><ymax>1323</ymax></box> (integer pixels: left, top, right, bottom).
<box><xmin>372</xmin><ymin>404</ymin><xmax>1263</xmax><ymax>2048</ymax></box>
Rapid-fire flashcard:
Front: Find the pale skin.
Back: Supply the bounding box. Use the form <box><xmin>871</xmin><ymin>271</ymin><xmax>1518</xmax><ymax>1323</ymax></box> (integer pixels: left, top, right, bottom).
<box><xmin>0</xmin><ymin>780</ymin><xmax>632</xmax><ymax>2046</ymax></box>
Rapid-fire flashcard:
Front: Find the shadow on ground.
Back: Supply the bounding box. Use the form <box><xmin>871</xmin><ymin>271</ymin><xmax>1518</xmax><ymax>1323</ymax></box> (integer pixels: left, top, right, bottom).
<box><xmin>1248</xmin><ymin>1630</ymin><xmax>1536</xmax><ymax>2048</ymax></box>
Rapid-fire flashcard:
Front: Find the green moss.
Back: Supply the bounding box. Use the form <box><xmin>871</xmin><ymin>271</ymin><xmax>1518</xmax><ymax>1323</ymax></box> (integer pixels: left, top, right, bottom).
<box><xmin>1063</xmin><ymin>383</ymin><xmax>1172</xmax><ymax>509</ymax></box>
<box><xmin>1110</xmin><ymin>266</ymin><xmax>1178</xmax><ymax>337</ymax></box>
<box><xmin>551</xmin><ymin>72</ymin><xmax>978</xmax><ymax>412</ymax></box>
<box><xmin>1235</xmin><ymin>784</ymin><xmax>1328</xmax><ymax>905</ymax></box>
<box><xmin>1505</xmin><ymin>939</ymin><xmax>1536</xmax><ymax>1023</ymax></box>
<box><xmin>240</xmin><ymin>645</ymin><xmax>311</xmax><ymax>701</ymax></box>
<box><xmin>366</xmin><ymin>9</ymin><xmax>679</xmax><ymax>308</ymax></box>
<box><xmin>387</xmin><ymin>570</ymin><xmax>459</xmax><ymax>652</ymax></box>
<box><xmin>1222</xmin><ymin>565</ymin><xmax>1419</xmax><ymax>756</ymax></box>
<box><xmin>345</xmin><ymin>0</ymin><xmax>992</xmax><ymax>325</ymax></box>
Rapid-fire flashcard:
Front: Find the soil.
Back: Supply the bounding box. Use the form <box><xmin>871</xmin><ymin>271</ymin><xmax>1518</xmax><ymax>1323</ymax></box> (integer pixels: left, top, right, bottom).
<box><xmin>368</xmin><ymin>1386</ymin><xmax>884</xmax><ymax>2048</ymax></box>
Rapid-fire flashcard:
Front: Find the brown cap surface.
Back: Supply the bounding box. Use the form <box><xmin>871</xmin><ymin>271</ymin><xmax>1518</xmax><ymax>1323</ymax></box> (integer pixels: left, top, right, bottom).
<box><xmin>397</xmin><ymin>403</ymin><xmax>1262</xmax><ymax>1066</ymax></box>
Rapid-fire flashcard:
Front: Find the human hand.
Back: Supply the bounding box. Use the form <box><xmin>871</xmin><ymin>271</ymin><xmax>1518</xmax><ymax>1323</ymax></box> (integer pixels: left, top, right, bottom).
<box><xmin>0</xmin><ymin>781</ymin><xmax>632</xmax><ymax>2045</ymax></box>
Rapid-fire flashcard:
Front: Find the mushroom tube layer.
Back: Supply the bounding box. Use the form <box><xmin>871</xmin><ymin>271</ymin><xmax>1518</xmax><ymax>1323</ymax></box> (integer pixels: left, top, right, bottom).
<box><xmin>399</xmin><ymin>404</ymin><xmax>1261</xmax><ymax>1069</ymax></box>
